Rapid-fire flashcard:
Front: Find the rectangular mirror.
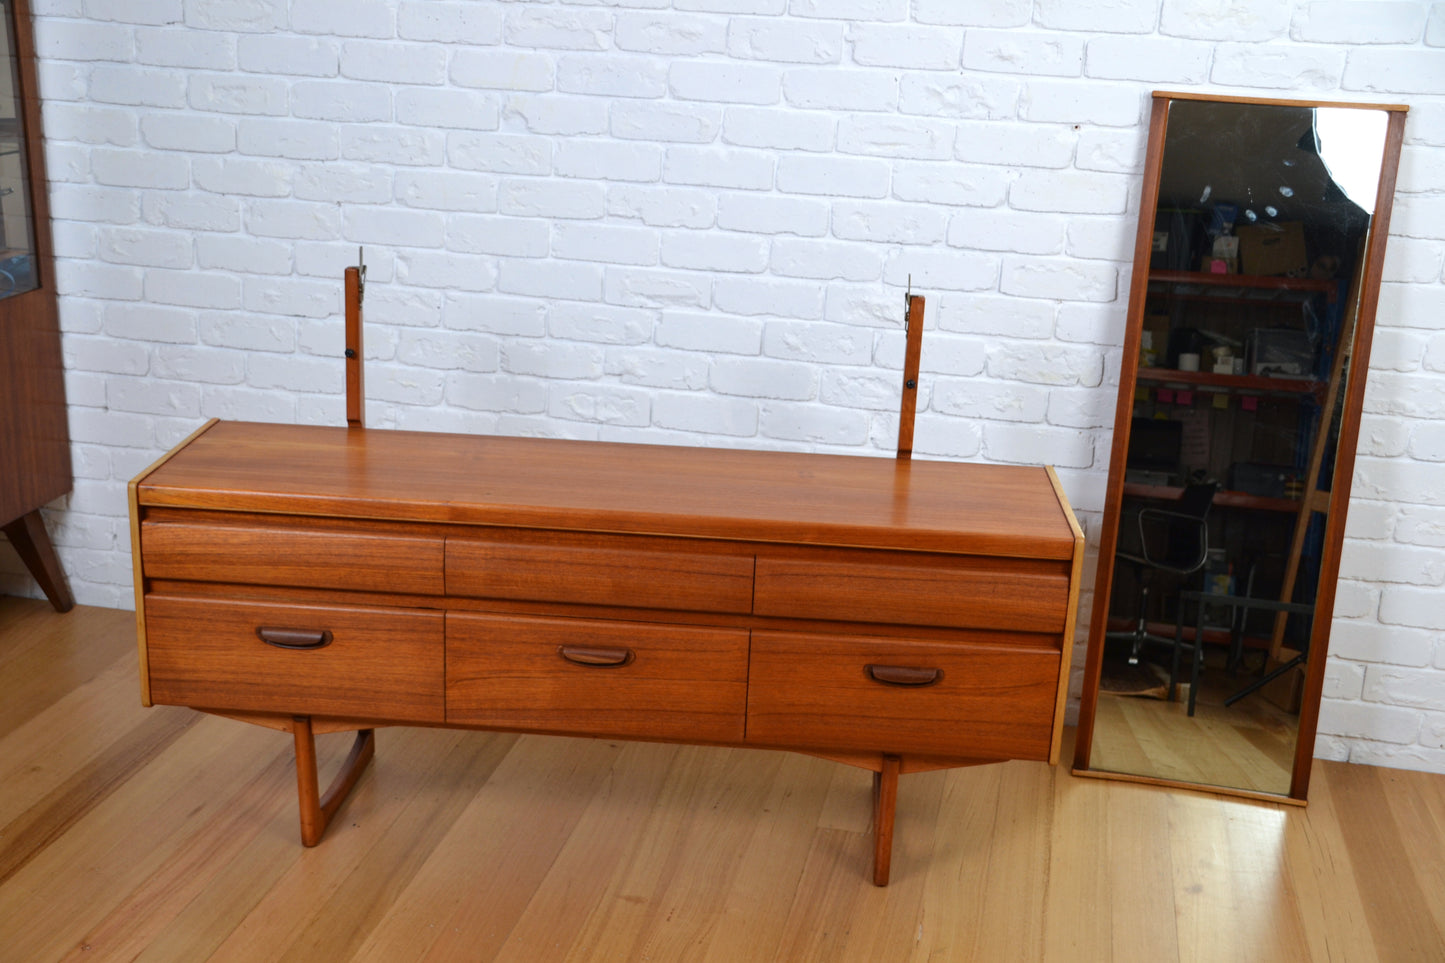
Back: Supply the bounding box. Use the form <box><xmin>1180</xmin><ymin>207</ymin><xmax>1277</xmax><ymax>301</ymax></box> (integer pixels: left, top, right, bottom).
<box><xmin>1073</xmin><ymin>92</ymin><xmax>1408</xmax><ymax>802</ymax></box>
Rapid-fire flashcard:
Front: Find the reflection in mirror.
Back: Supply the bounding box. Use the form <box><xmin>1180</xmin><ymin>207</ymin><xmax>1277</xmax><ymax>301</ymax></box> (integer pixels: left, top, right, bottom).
<box><xmin>0</xmin><ymin>4</ymin><xmax>37</xmax><ymax>299</ymax></box>
<box><xmin>1074</xmin><ymin>94</ymin><xmax>1407</xmax><ymax>801</ymax></box>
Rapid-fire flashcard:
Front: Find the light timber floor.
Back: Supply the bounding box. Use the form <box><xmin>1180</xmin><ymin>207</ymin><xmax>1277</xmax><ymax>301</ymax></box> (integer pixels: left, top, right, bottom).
<box><xmin>2</xmin><ymin>596</ymin><xmax>1443</xmax><ymax>962</ymax></box>
<box><xmin>1090</xmin><ymin>655</ymin><xmax>1299</xmax><ymax>795</ymax></box>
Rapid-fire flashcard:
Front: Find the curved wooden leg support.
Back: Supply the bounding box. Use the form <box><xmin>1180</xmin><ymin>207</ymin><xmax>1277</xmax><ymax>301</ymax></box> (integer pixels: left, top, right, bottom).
<box><xmin>291</xmin><ymin>716</ymin><xmax>375</xmax><ymax>847</ymax></box>
<box><xmin>873</xmin><ymin>753</ymin><xmax>901</xmax><ymax>886</ymax></box>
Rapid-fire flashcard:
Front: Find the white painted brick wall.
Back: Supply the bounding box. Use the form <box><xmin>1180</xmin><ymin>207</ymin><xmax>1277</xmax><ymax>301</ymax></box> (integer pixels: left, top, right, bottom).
<box><xmin>7</xmin><ymin>0</ymin><xmax>1444</xmax><ymax>776</ymax></box>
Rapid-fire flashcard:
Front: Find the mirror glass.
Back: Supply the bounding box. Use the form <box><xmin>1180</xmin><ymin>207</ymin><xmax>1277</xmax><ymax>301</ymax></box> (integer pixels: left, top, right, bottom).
<box><xmin>1077</xmin><ymin>96</ymin><xmax>1400</xmax><ymax>798</ymax></box>
<box><xmin>0</xmin><ymin>2</ymin><xmax>36</xmax><ymax>300</ymax></box>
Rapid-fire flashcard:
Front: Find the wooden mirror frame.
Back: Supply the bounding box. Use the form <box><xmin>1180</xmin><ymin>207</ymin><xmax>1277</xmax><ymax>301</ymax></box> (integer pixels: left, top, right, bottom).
<box><xmin>1072</xmin><ymin>91</ymin><xmax>1409</xmax><ymax>803</ymax></box>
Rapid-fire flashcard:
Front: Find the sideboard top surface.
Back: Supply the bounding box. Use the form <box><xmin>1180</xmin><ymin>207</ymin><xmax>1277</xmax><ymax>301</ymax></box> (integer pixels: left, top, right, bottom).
<box><xmin>136</xmin><ymin>421</ymin><xmax>1078</xmax><ymax>559</ymax></box>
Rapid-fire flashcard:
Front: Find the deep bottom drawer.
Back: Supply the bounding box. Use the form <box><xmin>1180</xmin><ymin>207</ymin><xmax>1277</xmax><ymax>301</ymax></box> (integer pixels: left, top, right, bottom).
<box><xmin>145</xmin><ymin>595</ymin><xmax>445</xmax><ymax>722</ymax></box>
<box><xmin>746</xmin><ymin>631</ymin><xmax>1060</xmax><ymax>760</ymax></box>
<box><xmin>447</xmin><ymin>613</ymin><xmax>748</xmax><ymax>743</ymax></box>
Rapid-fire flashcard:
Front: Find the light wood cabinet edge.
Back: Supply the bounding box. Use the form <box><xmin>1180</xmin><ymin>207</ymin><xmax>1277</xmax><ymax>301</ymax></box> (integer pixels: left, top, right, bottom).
<box><xmin>129</xmin><ymin>419</ymin><xmax>220</xmax><ymax>707</ymax></box>
<box><xmin>1045</xmin><ymin>465</ymin><xmax>1085</xmax><ymax>767</ymax></box>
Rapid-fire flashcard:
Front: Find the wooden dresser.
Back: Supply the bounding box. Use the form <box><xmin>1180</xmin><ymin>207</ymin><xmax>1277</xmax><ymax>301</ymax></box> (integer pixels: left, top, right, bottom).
<box><xmin>130</xmin><ymin>419</ymin><xmax>1083</xmax><ymax>884</ymax></box>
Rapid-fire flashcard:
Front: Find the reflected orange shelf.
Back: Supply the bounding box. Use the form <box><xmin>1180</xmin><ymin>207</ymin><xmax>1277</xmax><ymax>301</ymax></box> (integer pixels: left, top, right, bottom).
<box><xmin>1123</xmin><ymin>482</ymin><xmax>1301</xmax><ymax>514</ymax></box>
<box><xmin>1148</xmin><ymin>270</ymin><xmax>1337</xmax><ymax>303</ymax></box>
<box><xmin>1136</xmin><ymin>367</ymin><xmax>1324</xmax><ymax>399</ymax></box>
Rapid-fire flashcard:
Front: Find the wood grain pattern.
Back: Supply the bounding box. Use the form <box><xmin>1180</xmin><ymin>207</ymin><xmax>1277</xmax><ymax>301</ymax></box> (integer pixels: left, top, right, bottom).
<box><xmin>446</xmin><ymin>530</ymin><xmax>754</xmax><ymax>614</ymax></box>
<box><xmin>745</xmin><ymin>630</ymin><xmax>1060</xmax><ymax>760</ymax></box>
<box><xmin>896</xmin><ymin>293</ymin><xmax>925</xmax><ymax>460</ymax></box>
<box><xmin>754</xmin><ymin>550</ymin><xmax>1070</xmax><ymax>632</ymax></box>
<box><xmin>0</xmin><ymin>0</ymin><xmax>68</xmax><ymax>531</ymax></box>
<box><xmin>872</xmin><ymin>754</ymin><xmax>900</xmax><ymax>885</ymax></box>
<box><xmin>1084</xmin><ymin>673</ymin><xmax>1296</xmax><ymax>797</ymax></box>
<box><xmin>135</xmin><ymin>421</ymin><xmax>1078</xmax><ymax>559</ymax></box>
<box><xmin>1046</xmin><ymin>465</ymin><xmax>1086</xmax><ymax>766</ymax></box>
<box><xmin>344</xmin><ymin>264</ymin><xmax>364</xmax><ymax>429</ymax></box>
<box><xmin>129</xmin><ymin>417</ymin><xmax>1085</xmax><ymax>872</ymax></box>
<box><xmin>130</xmin><ymin>419</ymin><xmax>220</xmax><ymax>708</ymax></box>
<box><xmin>293</xmin><ymin>719</ymin><xmax>375</xmax><ymax>847</ymax></box>
<box><xmin>145</xmin><ymin>596</ymin><xmax>445</xmax><ymax>722</ymax></box>
<box><xmin>4</xmin><ymin>599</ymin><xmax>1445</xmax><ymax>962</ymax></box>
<box><xmin>446</xmin><ymin>613</ymin><xmax>748</xmax><ymax>742</ymax></box>
<box><xmin>142</xmin><ymin>516</ymin><xmax>445</xmax><ymax>595</ymax></box>
<box><xmin>1</xmin><ymin>511</ymin><xmax>72</xmax><ymax>611</ymax></box>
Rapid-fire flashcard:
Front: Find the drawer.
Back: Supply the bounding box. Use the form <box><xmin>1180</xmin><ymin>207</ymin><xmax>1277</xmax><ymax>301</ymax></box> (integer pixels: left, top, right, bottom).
<box><xmin>754</xmin><ymin>550</ymin><xmax>1069</xmax><ymax>632</ymax></box>
<box><xmin>446</xmin><ymin>613</ymin><xmax>748</xmax><ymax>743</ymax></box>
<box><xmin>142</xmin><ymin>515</ymin><xmax>444</xmax><ymax>595</ymax></box>
<box><xmin>145</xmin><ymin>595</ymin><xmax>445</xmax><ymax>722</ymax></box>
<box><xmin>446</xmin><ymin>531</ymin><xmax>754</xmax><ymax>614</ymax></box>
<box><xmin>745</xmin><ymin>630</ymin><xmax>1059</xmax><ymax>760</ymax></box>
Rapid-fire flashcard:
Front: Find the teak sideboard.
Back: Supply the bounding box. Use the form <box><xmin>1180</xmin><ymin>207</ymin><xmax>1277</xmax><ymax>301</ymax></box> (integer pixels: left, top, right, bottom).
<box><xmin>129</xmin><ymin>419</ymin><xmax>1083</xmax><ymax>885</ymax></box>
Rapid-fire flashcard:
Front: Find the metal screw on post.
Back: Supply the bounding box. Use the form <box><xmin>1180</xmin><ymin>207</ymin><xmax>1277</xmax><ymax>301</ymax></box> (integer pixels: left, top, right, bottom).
<box><xmin>344</xmin><ymin>248</ymin><xmax>367</xmax><ymax>429</ymax></box>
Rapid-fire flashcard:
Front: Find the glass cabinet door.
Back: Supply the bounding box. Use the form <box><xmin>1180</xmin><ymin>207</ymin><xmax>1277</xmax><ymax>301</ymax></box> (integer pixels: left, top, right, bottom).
<box><xmin>0</xmin><ymin>0</ymin><xmax>36</xmax><ymax>299</ymax></box>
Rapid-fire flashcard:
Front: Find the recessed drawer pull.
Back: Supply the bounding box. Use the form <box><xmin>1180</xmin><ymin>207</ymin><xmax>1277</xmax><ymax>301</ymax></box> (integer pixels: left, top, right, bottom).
<box><xmin>866</xmin><ymin>664</ymin><xmax>940</xmax><ymax>687</ymax></box>
<box><xmin>559</xmin><ymin>645</ymin><xmax>634</xmax><ymax>668</ymax></box>
<box><xmin>257</xmin><ymin>627</ymin><xmax>334</xmax><ymax>650</ymax></box>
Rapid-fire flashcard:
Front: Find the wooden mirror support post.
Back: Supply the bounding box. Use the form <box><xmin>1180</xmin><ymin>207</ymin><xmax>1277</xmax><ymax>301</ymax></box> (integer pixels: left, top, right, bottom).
<box><xmin>344</xmin><ymin>249</ymin><xmax>365</xmax><ymax>430</ymax></box>
<box><xmin>896</xmin><ymin>289</ymin><xmax>925</xmax><ymax>461</ymax></box>
<box><xmin>295</xmin><ymin>281</ymin><xmax>938</xmax><ymax>878</ymax></box>
<box><xmin>130</xmin><ymin>278</ymin><xmax>1085</xmax><ymax>887</ymax></box>
<box><xmin>288</xmin><ymin>249</ymin><xmax>376</xmax><ymax>847</ymax></box>
<box><xmin>864</xmin><ymin>289</ymin><xmax>927</xmax><ymax>884</ymax></box>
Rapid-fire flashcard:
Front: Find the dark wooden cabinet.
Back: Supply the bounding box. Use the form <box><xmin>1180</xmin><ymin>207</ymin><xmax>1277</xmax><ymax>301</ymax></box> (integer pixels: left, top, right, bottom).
<box><xmin>0</xmin><ymin>0</ymin><xmax>71</xmax><ymax>612</ymax></box>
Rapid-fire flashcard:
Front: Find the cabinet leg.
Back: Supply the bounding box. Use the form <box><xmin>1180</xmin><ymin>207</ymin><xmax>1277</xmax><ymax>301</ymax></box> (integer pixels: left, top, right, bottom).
<box><xmin>2</xmin><ymin>510</ymin><xmax>73</xmax><ymax>613</ymax></box>
<box><xmin>291</xmin><ymin>717</ymin><xmax>375</xmax><ymax>847</ymax></box>
<box><xmin>873</xmin><ymin>753</ymin><xmax>901</xmax><ymax>886</ymax></box>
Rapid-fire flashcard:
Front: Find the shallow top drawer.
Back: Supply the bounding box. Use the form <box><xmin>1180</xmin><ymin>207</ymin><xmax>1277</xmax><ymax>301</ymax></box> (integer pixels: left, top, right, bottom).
<box><xmin>141</xmin><ymin>513</ymin><xmax>444</xmax><ymax>595</ymax></box>
<box><xmin>754</xmin><ymin>548</ymin><xmax>1070</xmax><ymax>633</ymax></box>
<box><xmin>446</xmin><ymin>530</ymin><xmax>754</xmax><ymax>614</ymax></box>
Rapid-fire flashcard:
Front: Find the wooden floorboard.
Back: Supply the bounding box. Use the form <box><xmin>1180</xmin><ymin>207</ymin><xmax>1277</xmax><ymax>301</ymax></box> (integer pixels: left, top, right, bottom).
<box><xmin>2</xmin><ymin>597</ymin><xmax>1444</xmax><ymax>962</ymax></box>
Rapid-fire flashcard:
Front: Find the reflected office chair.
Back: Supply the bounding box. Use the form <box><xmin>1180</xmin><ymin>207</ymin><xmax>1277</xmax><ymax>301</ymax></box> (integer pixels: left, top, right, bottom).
<box><xmin>1107</xmin><ymin>481</ymin><xmax>1219</xmax><ymax>669</ymax></box>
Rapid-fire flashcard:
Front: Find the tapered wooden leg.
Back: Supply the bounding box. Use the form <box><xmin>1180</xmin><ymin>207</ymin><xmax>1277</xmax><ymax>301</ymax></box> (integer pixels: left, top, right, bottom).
<box><xmin>873</xmin><ymin>753</ymin><xmax>902</xmax><ymax>886</ymax></box>
<box><xmin>3</xmin><ymin>510</ymin><xmax>74</xmax><ymax>612</ymax></box>
<box><xmin>291</xmin><ymin>716</ymin><xmax>375</xmax><ymax>847</ymax></box>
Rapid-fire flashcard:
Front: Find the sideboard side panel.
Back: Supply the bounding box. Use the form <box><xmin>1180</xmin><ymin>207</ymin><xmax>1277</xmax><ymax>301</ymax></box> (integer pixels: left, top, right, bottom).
<box><xmin>129</xmin><ymin>419</ymin><xmax>221</xmax><ymax>707</ymax></box>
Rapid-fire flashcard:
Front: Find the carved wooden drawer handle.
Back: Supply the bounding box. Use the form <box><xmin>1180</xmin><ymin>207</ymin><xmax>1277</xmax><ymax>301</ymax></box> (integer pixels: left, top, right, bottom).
<box><xmin>559</xmin><ymin>645</ymin><xmax>634</xmax><ymax>668</ymax></box>
<box><xmin>257</xmin><ymin>627</ymin><xmax>334</xmax><ymax>650</ymax></box>
<box><xmin>866</xmin><ymin>664</ymin><xmax>940</xmax><ymax>687</ymax></box>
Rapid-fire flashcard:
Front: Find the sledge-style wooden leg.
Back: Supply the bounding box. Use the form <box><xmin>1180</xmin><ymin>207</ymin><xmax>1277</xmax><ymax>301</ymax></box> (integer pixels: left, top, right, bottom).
<box><xmin>3</xmin><ymin>509</ymin><xmax>73</xmax><ymax>612</ymax></box>
<box><xmin>873</xmin><ymin>753</ymin><xmax>902</xmax><ymax>886</ymax></box>
<box><xmin>292</xmin><ymin>716</ymin><xmax>375</xmax><ymax>847</ymax></box>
